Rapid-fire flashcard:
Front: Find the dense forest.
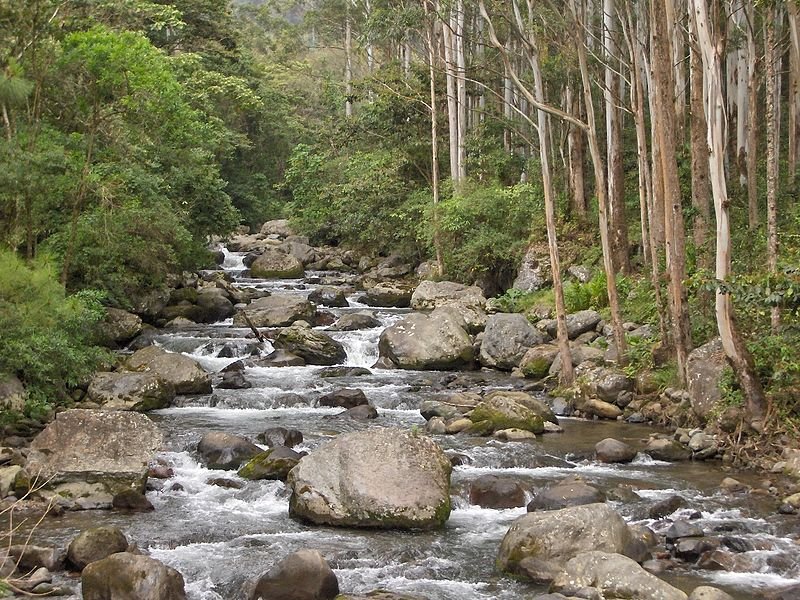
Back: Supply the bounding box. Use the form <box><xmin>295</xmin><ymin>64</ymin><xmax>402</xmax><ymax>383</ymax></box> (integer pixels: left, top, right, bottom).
<box><xmin>1</xmin><ymin>0</ymin><xmax>799</xmax><ymax>438</ymax></box>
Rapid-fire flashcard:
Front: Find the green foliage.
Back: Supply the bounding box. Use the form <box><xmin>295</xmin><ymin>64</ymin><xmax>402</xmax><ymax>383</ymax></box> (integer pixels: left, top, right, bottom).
<box><xmin>0</xmin><ymin>251</ymin><xmax>107</xmax><ymax>413</ymax></box>
<box><xmin>563</xmin><ymin>272</ymin><xmax>620</xmax><ymax>313</ymax></box>
<box><xmin>492</xmin><ymin>287</ymin><xmax>553</xmax><ymax>316</ymax></box>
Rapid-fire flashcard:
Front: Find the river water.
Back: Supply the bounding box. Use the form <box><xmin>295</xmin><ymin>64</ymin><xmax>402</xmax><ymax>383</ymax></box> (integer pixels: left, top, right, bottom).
<box><xmin>29</xmin><ymin>250</ymin><xmax>800</xmax><ymax>599</ymax></box>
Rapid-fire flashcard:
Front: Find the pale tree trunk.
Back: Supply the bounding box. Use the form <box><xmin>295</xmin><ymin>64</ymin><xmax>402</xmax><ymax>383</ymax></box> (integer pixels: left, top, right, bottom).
<box><xmin>691</xmin><ymin>0</ymin><xmax>767</xmax><ymax>425</ymax></box>
<box><xmin>345</xmin><ymin>6</ymin><xmax>353</xmax><ymax>118</ymax></box>
<box><xmin>424</xmin><ymin>1</ymin><xmax>444</xmax><ymax>276</ymax></box>
<box><xmin>565</xmin><ymin>84</ymin><xmax>587</xmax><ymax>217</ymax></box>
<box><xmin>651</xmin><ymin>0</ymin><xmax>692</xmax><ymax>386</ymax></box>
<box><xmin>788</xmin><ymin>2</ymin><xmax>800</xmax><ymax>184</ymax></box>
<box><xmin>734</xmin><ymin>0</ymin><xmax>749</xmax><ymax>188</ymax></box>
<box><xmin>364</xmin><ymin>0</ymin><xmax>374</xmax><ymax>74</ymax></box>
<box><xmin>455</xmin><ymin>0</ymin><xmax>467</xmax><ymax>182</ymax></box>
<box><xmin>746</xmin><ymin>0</ymin><xmax>759</xmax><ymax>229</ymax></box>
<box><xmin>689</xmin><ymin>0</ymin><xmax>711</xmax><ymax>269</ymax></box>
<box><xmin>765</xmin><ymin>6</ymin><xmax>780</xmax><ymax>331</ymax></box>
<box><xmin>603</xmin><ymin>0</ymin><xmax>630</xmax><ymax>274</ymax></box>
<box><xmin>670</xmin><ymin>0</ymin><xmax>688</xmax><ymax>134</ymax></box>
<box><xmin>503</xmin><ymin>39</ymin><xmax>514</xmax><ymax>153</ymax></box>
<box><xmin>442</xmin><ymin>3</ymin><xmax>460</xmax><ymax>183</ymax></box>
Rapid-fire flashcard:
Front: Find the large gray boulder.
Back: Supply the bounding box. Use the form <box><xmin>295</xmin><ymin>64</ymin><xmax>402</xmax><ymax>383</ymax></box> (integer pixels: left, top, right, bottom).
<box><xmin>233</xmin><ymin>295</ymin><xmax>316</xmax><ymax>328</ymax></box>
<box><xmin>67</xmin><ymin>527</ymin><xmax>129</xmax><ymax>571</ymax></box>
<box><xmin>0</xmin><ymin>374</ymin><xmax>26</xmax><ymax>412</ymax></box>
<box><xmin>273</xmin><ymin>322</ymin><xmax>346</xmax><ymax>366</ymax></box>
<box><xmin>247</xmin><ymin>549</ymin><xmax>338</xmax><ymax>600</ymax></box>
<box><xmin>469</xmin><ymin>395</ymin><xmax>546</xmax><ymax>435</ymax></box>
<box><xmin>543</xmin><ymin>310</ymin><xmax>602</xmax><ymax>340</ymax></box>
<box><xmin>97</xmin><ymin>308</ymin><xmax>142</xmax><ymax>348</ymax></box>
<box><xmin>308</xmin><ymin>286</ymin><xmax>348</xmax><ymax>308</ymax></box>
<box><xmin>288</xmin><ymin>428</ymin><xmax>452</xmax><ymax>530</ymax></box>
<box><xmin>87</xmin><ymin>372</ymin><xmax>175</xmax><ymax>411</ymax></box>
<box><xmin>197</xmin><ymin>432</ymin><xmax>261</xmax><ymax>470</ymax></box>
<box><xmin>250</xmin><ymin>248</ymin><xmax>304</xmax><ymax>279</ymax></box>
<box><xmin>25</xmin><ymin>410</ymin><xmax>162</xmax><ymax>497</ymax></box>
<box><xmin>512</xmin><ymin>244</ymin><xmax>551</xmax><ymax>292</ymax></box>
<box><xmin>410</xmin><ymin>280</ymin><xmax>486</xmax><ymax>311</ymax></box>
<box><xmin>378</xmin><ymin>309</ymin><xmax>473</xmax><ymax>370</ymax></box>
<box><xmin>687</xmin><ymin>337</ymin><xmax>726</xmax><ymax>420</ymax></box>
<box><xmin>261</xmin><ymin>219</ymin><xmax>294</xmax><ymax>238</ymax></box>
<box><xmin>360</xmin><ymin>283</ymin><xmax>412</xmax><ymax>308</ymax></box>
<box><xmin>125</xmin><ymin>346</ymin><xmax>211</xmax><ymax>395</ymax></box>
<box><xmin>497</xmin><ymin>503</ymin><xmax>636</xmax><ymax>577</ymax></box>
<box><xmin>195</xmin><ymin>288</ymin><xmax>235</xmax><ymax>323</ymax></box>
<box><xmin>280</xmin><ymin>240</ymin><xmax>316</xmax><ymax>265</ymax></box>
<box><xmin>479</xmin><ymin>314</ymin><xmax>547</xmax><ymax>370</ymax></box>
<box><xmin>82</xmin><ymin>552</ymin><xmax>186</xmax><ymax>600</ymax></box>
<box><xmin>328</xmin><ymin>312</ymin><xmax>381</xmax><ymax>331</ymax></box>
<box><xmin>551</xmin><ymin>552</ymin><xmax>688</xmax><ymax>600</ymax></box>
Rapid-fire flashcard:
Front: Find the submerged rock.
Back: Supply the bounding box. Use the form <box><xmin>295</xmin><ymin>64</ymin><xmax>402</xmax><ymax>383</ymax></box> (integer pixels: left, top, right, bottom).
<box><xmin>527</xmin><ymin>478</ymin><xmax>606</xmax><ymax>511</ymax></box>
<box><xmin>469</xmin><ymin>474</ymin><xmax>527</xmax><ymax>509</ymax></box>
<box><xmin>246</xmin><ymin>549</ymin><xmax>338</xmax><ymax>600</ymax></box>
<box><xmin>82</xmin><ymin>552</ymin><xmax>186</xmax><ymax>600</ymax></box>
<box><xmin>288</xmin><ymin>428</ymin><xmax>451</xmax><ymax>530</ymax></box>
<box><xmin>238</xmin><ymin>447</ymin><xmax>303</xmax><ymax>481</ymax></box>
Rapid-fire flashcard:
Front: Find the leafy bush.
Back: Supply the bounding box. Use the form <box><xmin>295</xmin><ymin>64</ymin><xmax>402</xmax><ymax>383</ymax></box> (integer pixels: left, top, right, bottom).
<box><xmin>0</xmin><ymin>251</ymin><xmax>107</xmax><ymax>413</ymax></box>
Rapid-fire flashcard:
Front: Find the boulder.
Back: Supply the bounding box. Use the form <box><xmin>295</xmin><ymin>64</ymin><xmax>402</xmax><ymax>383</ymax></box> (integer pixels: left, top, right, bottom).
<box><xmin>595</xmin><ymin>438</ymin><xmax>637</xmax><ymax>464</ymax></box>
<box><xmin>238</xmin><ymin>447</ymin><xmax>303</xmax><ymax>481</ymax></box>
<box><xmin>318</xmin><ymin>388</ymin><xmax>368</xmax><ymax>409</ymax></box>
<box><xmin>469</xmin><ymin>475</ymin><xmax>527</xmax><ymax>509</ymax></box>
<box><xmin>581</xmin><ymin>398</ymin><xmax>623</xmax><ymax>420</ymax></box>
<box><xmin>280</xmin><ymin>241</ymin><xmax>316</xmax><ymax>265</ymax></box>
<box><xmin>527</xmin><ymin>479</ymin><xmax>606</xmax><ymax>511</ymax></box>
<box><xmin>87</xmin><ymin>372</ymin><xmax>175</xmax><ymax>411</ymax></box>
<box><xmin>195</xmin><ymin>288</ymin><xmax>235</xmax><ymax>323</ymax></box>
<box><xmin>253</xmin><ymin>350</ymin><xmax>305</xmax><ymax>368</ymax></box>
<box><xmin>328</xmin><ymin>312</ymin><xmax>381</xmax><ymax>331</ymax></box>
<box><xmin>246</xmin><ymin>549</ymin><xmax>338</xmax><ymax>600</ymax></box>
<box><xmin>197</xmin><ymin>432</ymin><xmax>261</xmax><ymax>470</ymax></box>
<box><xmin>543</xmin><ymin>310</ymin><xmax>602</xmax><ymax>340</ymax></box>
<box><xmin>482</xmin><ymin>391</ymin><xmax>557</xmax><ymax>424</ymax></box>
<box><xmin>419</xmin><ymin>393</ymin><xmax>481</xmax><ymax>421</ymax></box>
<box><xmin>257</xmin><ymin>427</ymin><xmax>303</xmax><ymax>448</ymax></box>
<box><xmin>67</xmin><ymin>527</ymin><xmax>129</xmax><ymax>571</ymax></box>
<box><xmin>512</xmin><ymin>245</ymin><xmax>551</xmax><ymax>292</ymax></box>
<box><xmin>273</xmin><ymin>322</ymin><xmax>346</xmax><ymax>366</ymax></box>
<box><xmin>469</xmin><ymin>396</ymin><xmax>545</xmax><ymax>435</ymax></box>
<box><xmin>260</xmin><ymin>219</ymin><xmax>293</xmax><ymax>238</ymax></box>
<box><xmin>97</xmin><ymin>308</ymin><xmax>142</xmax><ymax>348</ymax></box>
<box><xmin>6</xmin><ymin>545</ymin><xmax>65</xmax><ymax>572</ymax></box>
<box><xmin>360</xmin><ymin>283</ymin><xmax>412</xmax><ymax>308</ymax></box>
<box><xmin>318</xmin><ymin>366</ymin><xmax>372</xmax><ymax>378</ymax></box>
<box><xmin>549</xmin><ymin>345</ymin><xmax>605</xmax><ymax>376</ymax></box>
<box><xmin>479</xmin><ymin>314</ymin><xmax>547</xmax><ymax>370</ymax></box>
<box><xmin>432</xmin><ymin>303</ymin><xmax>487</xmax><ymax>334</ymax></box>
<box><xmin>581</xmin><ymin>367</ymin><xmax>634</xmax><ymax>403</ymax></box>
<box><xmin>520</xmin><ymin>345</ymin><xmax>559</xmax><ymax>379</ymax></box>
<box><xmin>333</xmin><ymin>405</ymin><xmax>379</xmax><ymax>420</ymax></box>
<box><xmin>25</xmin><ymin>410</ymin><xmax>162</xmax><ymax>496</ymax></box>
<box><xmin>378</xmin><ymin>309</ymin><xmax>473</xmax><ymax>370</ymax></box>
<box><xmin>308</xmin><ymin>286</ymin><xmax>348</xmax><ymax>308</ymax></box>
<box><xmin>217</xmin><ymin>371</ymin><xmax>252</xmax><ymax>390</ymax></box>
<box><xmin>688</xmin><ymin>587</ymin><xmax>735</xmax><ymax>600</ymax></box>
<box><xmin>687</xmin><ymin>338</ymin><xmax>726</xmax><ymax>420</ymax></box>
<box><xmin>645</xmin><ymin>438</ymin><xmax>691</xmax><ymax>462</ymax></box>
<box><xmin>551</xmin><ymin>552</ymin><xmax>688</xmax><ymax>600</ymax></box>
<box><xmin>410</xmin><ymin>280</ymin><xmax>486</xmax><ymax>311</ymax></box>
<box><xmin>497</xmin><ymin>503</ymin><xmax>635</xmax><ymax>577</ymax></box>
<box><xmin>288</xmin><ymin>428</ymin><xmax>451</xmax><ymax>530</ymax></box>
<box><xmin>250</xmin><ymin>248</ymin><xmax>304</xmax><ymax>279</ymax></box>
<box><xmin>82</xmin><ymin>552</ymin><xmax>186</xmax><ymax>600</ymax></box>
<box><xmin>126</xmin><ymin>346</ymin><xmax>211</xmax><ymax>395</ymax></box>
<box><xmin>0</xmin><ymin>374</ymin><xmax>26</xmax><ymax>412</ymax></box>
<box><xmin>234</xmin><ymin>295</ymin><xmax>316</xmax><ymax>328</ymax></box>
<box><xmin>112</xmin><ymin>489</ymin><xmax>154</xmax><ymax>511</ymax></box>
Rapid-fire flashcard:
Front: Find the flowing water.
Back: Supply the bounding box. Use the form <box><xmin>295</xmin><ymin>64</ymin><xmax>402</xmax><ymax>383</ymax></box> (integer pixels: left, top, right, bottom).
<box><xmin>29</xmin><ymin>249</ymin><xmax>800</xmax><ymax>599</ymax></box>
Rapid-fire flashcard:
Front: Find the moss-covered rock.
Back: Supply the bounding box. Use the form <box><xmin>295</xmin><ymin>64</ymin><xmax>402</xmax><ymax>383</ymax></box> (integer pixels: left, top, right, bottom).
<box><xmin>238</xmin><ymin>447</ymin><xmax>302</xmax><ymax>481</ymax></box>
<box><xmin>469</xmin><ymin>397</ymin><xmax>544</xmax><ymax>435</ymax></box>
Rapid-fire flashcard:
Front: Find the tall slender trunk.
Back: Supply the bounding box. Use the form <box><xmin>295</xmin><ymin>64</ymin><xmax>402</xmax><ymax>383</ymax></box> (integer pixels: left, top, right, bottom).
<box><xmin>442</xmin><ymin>4</ymin><xmax>459</xmax><ymax>183</ymax></box>
<box><xmin>765</xmin><ymin>6</ymin><xmax>780</xmax><ymax>331</ymax></box>
<box><xmin>455</xmin><ymin>0</ymin><xmax>467</xmax><ymax>182</ymax></box>
<box><xmin>746</xmin><ymin>0</ymin><xmax>760</xmax><ymax>229</ymax></box>
<box><xmin>788</xmin><ymin>2</ymin><xmax>800</xmax><ymax>184</ymax></box>
<box><xmin>689</xmin><ymin>1</ymin><xmax>711</xmax><ymax>269</ymax></box>
<box><xmin>503</xmin><ymin>39</ymin><xmax>514</xmax><ymax>153</ymax></box>
<box><xmin>691</xmin><ymin>0</ymin><xmax>767</xmax><ymax>425</ymax></box>
<box><xmin>424</xmin><ymin>1</ymin><xmax>444</xmax><ymax>276</ymax></box>
<box><xmin>565</xmin><ymin>84</ymin><xmax>587</xmax><ymax>217</ymax></box>
<box><xmin>345</xmin><ymin>8</ymin><xmax>353</xmax><ymax>117</ymax></box>
<box><xmin>734</xmin><ymin>0</ymin><xmax>749</xmax><ymax>188</ymax></box>
<box><xmin>651</xmin><ymin>0</ymin><xmax>692</xmax><ymax>385</ymax></box>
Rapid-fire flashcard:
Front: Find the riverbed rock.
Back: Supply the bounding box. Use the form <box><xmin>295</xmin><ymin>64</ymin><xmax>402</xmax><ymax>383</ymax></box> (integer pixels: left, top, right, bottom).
<box><xmin>549</xmin><ymin>345</ymin><xmax>605</xmax><ymax>376</ymax></box>
<box><xmin>87</xmin><ymin>372</ymin><xmax>175</xmax><ymax>411</ymax></box>
<box><xmin>580</xmin><ymin>398</ymin><xmax>623</xmax><ymax>420</ymax></box>
<box><xmin>67</xmin><ymin>527</ymin><xmax>129</xmax><ymax>570</ymax></box>
<box><xmin>258</xmin><ymin>427</ymin><xmax>303</xmax><ymax>448</ymax></box>
<box><xmin>688</xmin><ymin>587</ymin><xmax>735</xmax><ymax>600</ymax></box>
<box><xmin>250</xmin><ymin>248</ymin><xmax>304</xmax><ymax>279</ymax></box>
<box><xmin>595</xmin><ymin>438</ymin><xmax>637</xmax><ymax>463</ymax></box>
<box><xmin>687</xmin><ymin>338</ymin><xmax>726</xmax><ymax>420</ymax></box>
<box><xmin>328</xmin><ymin>312</ymin><xmax>381</xmax><ymax>331</ymax></box>
<box><xmin>497</xmin><ymin>503</ymin><xmax>636</xmax><ymax>578</ymax></box>
<box><xmin>280</xmin><ymin>240</ymin><xmax>316</xmax><ymax>265</ymax></box>
<box><xmin>288</xmin><ymin>428</ymin><xmax>451</xmax><ymax>530</ymax></box>
<box><xmin>25</xmin><ymin>410</ymin><xmax>162</xmax><ymax>497</ymax></box>
<box><xmin>82</xmin><ymin>552</ymin><xmax>186</xmax><ymax>600</ymax></box>
<box><xmin>217</xmin><ymin>371</ymin><xmax>252</xmax><ymax>390</ymax></box>
<box><xmin>273</xmin><ymin>322</ymin><xmax>346</xmax><ymax>365</ymax></box>
<box><xmin>246</xmin><ymin>549</ymin><xmax>338</xmax><ymax>600</ymax></box>
<box><xmin>543</xmin><ymin>310</ymin><xmax>602</xmax><ymax>340</ymax></box>
<box><xmin>318</xmin><ymin>388</ymin><xmax>368</xmax><ymax>409</ymax></box>
<box><xmin>520</xmin><ymin>345</ymin><xmax>559</xmax><ymax>379</ymax></box>
<box><xmin>253</xmin><ymin>350</ymin><xmax>305</xmax><ymax>367</ymax></box>
<box><xmin>580</xmin><ymin>367</ymin><xmax>634</xmax><ymax>403</ymax></box>
<box><xmin>238</xmin><ymin>447</ymin><xmax>303</xmax><ymax>481</ymax></box>
<box><xmin>6</xmin><ymin>545</ymin><xmax>65</xmax><ymax>572</ymax></box>
<box><xmin>360</xmin><ymin>283</ymin><xmax>412</xmax><ymax>308</ymax></box>
<box><xmin>308</xmin><ymin>286</ymin><xmax>348</xmax><ymax>308</ymax></box>
<box><xmin>0</xmin><ymin>374</ymin><xmax>26</xmax><ymax>413</ymax></box>
<box><xmin>645</xmin><ymin>438</ymin><xmax>692</xmax><ymax>462</ymax></box>
<box><xmin>527</xmin><ymin>478</ymin><xmax>606</xmax><ymax>511</ymax></box>
<box><xmin>513</xmin><ymin>244</ymin><xmax>550</xmax><ymax>292</ymax></box>
<box><xmin>234</xmin><ymin>295</ymin><xmax>316</xmax><ymax>328</ymax></box>
<box><xmin>550</xmin><ymin>551</ymin><xmax>688</xmax><ymax>600</ymax></box>
<box><xmin>479</xmin><ymin>314</ymin><xmax>547</xmax><ymax>370</ymax></box>
<box><xmin>197</xmin><ymin>431</ymin><xmax>261</xmax><ymax>470</ymax></box>
<box><xmin>419</xmin><ymin>393</ymin><xmax>481</xmax><ymax>421</ymax></box>
<box><xmin>378</xmin><ymin>309</ymin><xmax>473</xmax><ymax>370</ymax></box>
<box><xmin>98</xmin><ymin>308</ymin><xmax>142</xmax><ymax>348</ymax></box>
<box><xmin>196</xmin><ymin>288</ymin><xmax>235</xmax><ymax>323</ymax></box>
<box><xmin>261</xmin><ymin>219</ymin><xmax>293</xmax><ymax>238</ymax></box>
<box><xmin>484</xmin><ymin>391</ymin><xmax>557</xmax><ymax>424</ymax></box>
<box><xmin>469</xmin><ymin>474</ymin><xmax>527</xmax><ymax>509</ymax></box>
<box><xmin>468</xmin><ymin>395</ymin><xmax>545</xmax><ymax>435</ymax></box>
<box><xmin>125</xmin><ymin>346</ymin><xmax>211</xmax><ymax>395</ymax></box>
<box><xmin>410</xmin><ymin>280</ymin><xmax>486</xmax><ymax>311</ymax></box>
